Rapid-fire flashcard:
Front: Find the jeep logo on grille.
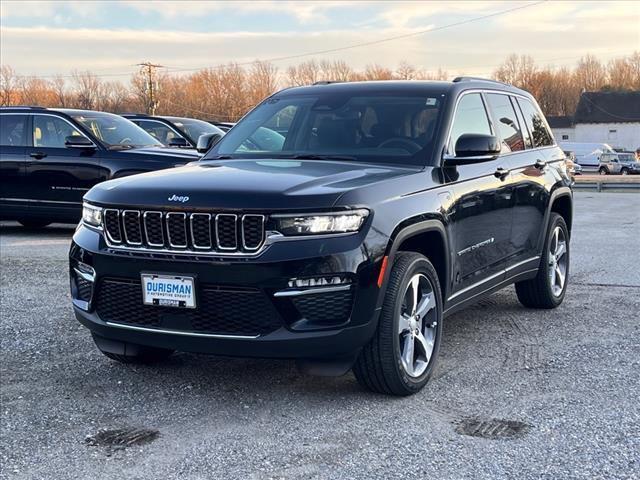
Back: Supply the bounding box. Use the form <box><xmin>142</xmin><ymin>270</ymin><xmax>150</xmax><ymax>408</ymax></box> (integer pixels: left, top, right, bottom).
<box><xmin>168</xmin><ymin>194</ymin><xmax>189</xmax><ymax>203</ymax></box>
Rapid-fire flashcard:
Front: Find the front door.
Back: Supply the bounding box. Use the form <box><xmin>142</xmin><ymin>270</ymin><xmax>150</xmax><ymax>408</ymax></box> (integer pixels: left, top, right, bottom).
<box><xmin>445</xmin><ymin>92</ymin><xmax>514</xmax><ymax>300</ymax></box>
<box><xmin>25</xmin><ymin>114</ymin><xmax>106</xmax><ymax>217</ymax></box>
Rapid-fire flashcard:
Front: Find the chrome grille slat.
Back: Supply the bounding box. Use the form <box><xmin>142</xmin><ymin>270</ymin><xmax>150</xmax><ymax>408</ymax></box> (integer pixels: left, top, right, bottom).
<box><xmin>102</xmin><ymin>209</ymin><xmax>265</xmax><ymax>254</ymax></box>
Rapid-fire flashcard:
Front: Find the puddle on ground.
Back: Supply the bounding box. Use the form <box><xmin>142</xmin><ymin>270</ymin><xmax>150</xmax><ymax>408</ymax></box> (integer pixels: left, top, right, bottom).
<box><xmin>454</xmin><ymin>417</ymin><xmax>530</xmax><ymax>439</ymax></box>
<box><xmin>85</xmin><ymin>427</ymin><xmax>160</xmax><ymax>452</ymax></box>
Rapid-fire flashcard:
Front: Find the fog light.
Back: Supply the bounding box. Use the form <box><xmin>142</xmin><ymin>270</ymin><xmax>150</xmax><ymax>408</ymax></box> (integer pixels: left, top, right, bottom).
<box><xmin>287</xmin><ymin>276</ymin><xmax>351</xmax><ymax>288</ymax></box>
<box><xmin>74</xmin><ymin>261</ymin><xmax>95</xmax><ymax>282</ymax></box>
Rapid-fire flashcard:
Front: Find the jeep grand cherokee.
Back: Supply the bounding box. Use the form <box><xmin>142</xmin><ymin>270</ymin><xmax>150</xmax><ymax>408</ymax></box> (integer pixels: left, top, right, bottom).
<box><xmin>70</xmin><ymin>79</ymin><xmax>572</xmax><ymax>395</ymax></box>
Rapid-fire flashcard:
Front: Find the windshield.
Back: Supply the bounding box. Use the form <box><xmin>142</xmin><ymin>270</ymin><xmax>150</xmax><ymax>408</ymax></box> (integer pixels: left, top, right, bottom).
<box><xmin>206</xmin><ymin>91</ymin><xmax>444</xmax><ymax>166</ymax></box>
<box><xmin>166</xmin><ymin>117</ymin><xmax>223</xmax><ymax>143</ymax></box>
<box><xmin>71</xmin><ymin>112</ymin><xmax>162</xmax><ymax>149</ymax></box>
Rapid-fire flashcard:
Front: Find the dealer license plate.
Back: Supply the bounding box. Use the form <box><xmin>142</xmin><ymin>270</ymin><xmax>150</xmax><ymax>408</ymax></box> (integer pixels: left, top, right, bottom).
<box><xmin>141</xmin><ymin>274</ymin><xmax>196</xmax><ymax>309</ymax></box>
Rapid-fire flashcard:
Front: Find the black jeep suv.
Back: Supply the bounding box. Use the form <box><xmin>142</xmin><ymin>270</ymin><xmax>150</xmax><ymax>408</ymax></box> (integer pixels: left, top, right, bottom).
<box><xmin>0</xmin><ymin>107</ymin><xmax>200</xmax><ymax>227</ymax></box>
<box><xmin>122</xmin><ymin>114</ymin><xmax>225</xmax><ymax>148</ymax></box>
<box><xmin>70</xmin><ymin>79</ymin><xmax>572</xmax><ymax>395</ymax></box>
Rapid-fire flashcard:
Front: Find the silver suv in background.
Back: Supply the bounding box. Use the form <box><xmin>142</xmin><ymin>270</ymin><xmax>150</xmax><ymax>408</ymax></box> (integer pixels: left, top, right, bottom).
<box><xmin>599</xmin><ymin>152</ymin><xmax>640</xmax><ymax>175</ymax></box>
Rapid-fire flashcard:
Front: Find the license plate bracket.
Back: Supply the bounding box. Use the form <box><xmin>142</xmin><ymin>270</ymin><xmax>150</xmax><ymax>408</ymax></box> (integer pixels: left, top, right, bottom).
<box><xmin>141</xmin><ymin>273</ymin><xmax>196</xmax><ymax>309</ymax></box>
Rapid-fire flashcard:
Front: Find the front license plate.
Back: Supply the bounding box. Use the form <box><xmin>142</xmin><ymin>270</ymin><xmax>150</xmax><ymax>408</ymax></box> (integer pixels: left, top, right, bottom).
<box><xmin>141</xmin><ymin>274</ymin><xmax>196</xmax><ymax>309</ymax></box>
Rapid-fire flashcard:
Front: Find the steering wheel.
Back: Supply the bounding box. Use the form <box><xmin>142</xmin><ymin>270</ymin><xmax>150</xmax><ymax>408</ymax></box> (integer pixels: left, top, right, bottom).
<box><xmin>120</xmin><ymin>137</ymin><xmax>133</xmax><ymax>145</ymax></box>
<box><xmin>378</xmin><ymin>137</ymin><xmax>422</xmax><ymax>154</ymax></box>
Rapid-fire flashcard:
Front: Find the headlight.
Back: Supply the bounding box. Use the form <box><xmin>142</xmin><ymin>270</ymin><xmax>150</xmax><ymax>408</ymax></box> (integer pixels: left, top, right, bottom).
<box><xmin>82</xmin><ymin>203</ymin><xmax>102</xmax><ymax>228</ymax></box>
<box><xmin>273</xmin><ymin>209</ymin><xmax>369</xmax><ymax>236</ymax></box>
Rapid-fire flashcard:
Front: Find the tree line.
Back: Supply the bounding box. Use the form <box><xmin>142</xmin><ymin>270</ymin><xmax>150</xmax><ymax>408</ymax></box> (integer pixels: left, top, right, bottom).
<box><xmin>1</xmin><ymin>52</ymin><xmax>638</xmax><ymax>121</ymax></box>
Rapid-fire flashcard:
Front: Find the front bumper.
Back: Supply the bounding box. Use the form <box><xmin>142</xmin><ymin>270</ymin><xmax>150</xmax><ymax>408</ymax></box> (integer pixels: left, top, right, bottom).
<box><xmin>70</xmin><ymin>224</ymin><xmax>383</xmax><ymax>359</ymax></box>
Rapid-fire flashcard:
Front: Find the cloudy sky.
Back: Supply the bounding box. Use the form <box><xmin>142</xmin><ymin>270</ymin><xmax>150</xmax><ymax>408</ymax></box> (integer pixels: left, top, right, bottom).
<box><xmin>1</xmin><ymin>0</ymin><xmax>638</xmax><ymax>80</ymax></box>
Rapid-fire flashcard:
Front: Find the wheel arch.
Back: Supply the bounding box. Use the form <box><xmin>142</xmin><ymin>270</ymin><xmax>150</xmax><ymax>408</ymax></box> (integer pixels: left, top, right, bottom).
<box><xmin>549</xmin><ymin>187</ymin><xmax>573</xmax><ymax>236</ymax></box>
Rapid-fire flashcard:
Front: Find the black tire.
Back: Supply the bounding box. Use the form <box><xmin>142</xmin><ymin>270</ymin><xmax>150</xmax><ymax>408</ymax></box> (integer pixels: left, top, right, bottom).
<box><xmin>18</xmin><ymin>219</ymin><xmax>51</xmax><ymax>229</ymax></box>
<box><xmin>515</xmin><ymin>213</ymin><xmax>569</xmax><ymax>309</ymax></box>
<box><xmin>621</xmin><ymin>168</ymin><xmax>629</xmax><ymax>176</ymax></box>
<box><xmin>598</xmin><ymin>167</ymin><xmax>608</xmax><ymax>175</ymax></box>
<box><xmin>353</xmin><ymin>252</ymin><xmax>443</xmax><ymax>396</ymax></box>
<box><xmin>92</xmin><ymin>336</ymin><xmax>174</xmax><ymax>364</ymax></box>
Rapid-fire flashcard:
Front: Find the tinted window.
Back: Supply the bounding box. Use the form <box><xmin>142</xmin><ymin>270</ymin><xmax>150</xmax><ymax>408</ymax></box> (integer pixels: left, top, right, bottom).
<box><xmin>210</xmin><ymin>92</ymin><xmax>444</xmax><ymax>166</ymax></box>
<box><xmin>33</xmin><ymin>115</ymin><xmax>84</xmax><ymax>148</ymax></box>
<box><xmin>0</xmin><ymin>114</ymin><xmax>28</xmax><ymax>146</ymax></box>
<box><xmin>449</xmin><ymin>93</ymin><xmax>492</xmax><ymax>153</ymax></box>
<box><xmin>486</xmin><ymin>93</ymin><xmax>524</xmax><ymax>153</ymax></box>
<box><xmin>70</xmin><ymin>112</ymin><xmax>162</xmax><ymax>149</ymax></box>
<box><xmin>517</xmin><ymin>98</ymin><xmax>554</xmax><ymax>148</ymax></box>
<box><xmin>136</xmin><ymin>120</ymin><xmax>181</xmax><ymax>145</ymax></box>
<box><xmin>164</xmin><ymin>117</ymin><xmax>223</xmax><ymax>143</ymax></box>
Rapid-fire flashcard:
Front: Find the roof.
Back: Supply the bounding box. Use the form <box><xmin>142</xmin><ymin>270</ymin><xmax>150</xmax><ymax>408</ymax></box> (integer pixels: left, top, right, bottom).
<box><xmin>547</xmin><ymin>115</ymin><xmax>574</xmax><ymax>128</ymax></box>
<box><xmin>574</xmin><ymin>91</ymin><xmax>640</xmax><ymax>124</ymax></box>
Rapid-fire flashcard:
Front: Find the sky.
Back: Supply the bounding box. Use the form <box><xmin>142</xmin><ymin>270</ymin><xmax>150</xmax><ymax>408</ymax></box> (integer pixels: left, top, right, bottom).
<box><xmin>1</xmin><ymin>0</ymin><xmax>638</xmax><ymax>80</ymax></box>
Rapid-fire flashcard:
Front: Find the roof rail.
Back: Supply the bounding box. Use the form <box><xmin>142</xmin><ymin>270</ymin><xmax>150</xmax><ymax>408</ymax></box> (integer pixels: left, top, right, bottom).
<box><xmin>452</xmin><ymin>77</ymin><xmax>510</xmax><ymax>86</ymax></box>
<box><xmin>0</xmin><ymin>105</ymin><xmax>47</xmax><ymax>110</ymax></box>
<box><xmin>312</xmin><ymin>80</ymin><xmax>344</xmax><ymax>85</ymax></box>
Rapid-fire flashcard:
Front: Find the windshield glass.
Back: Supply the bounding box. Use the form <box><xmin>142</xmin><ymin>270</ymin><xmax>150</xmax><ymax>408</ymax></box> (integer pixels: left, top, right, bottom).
<box><xmin>166</xmin><ymin>117</ymin><xmax>223</xmax><ymax>143</ymax></box>
<box><xmin>619</xmin><ymin>153</ymin><xmax>635</xmax><ymax>162</ymax></box>
<box><xmin>71</xmin><ymin>112</ymin><xmax>162</xmax><ymax>149</ymax></box>
<box><xmin>207</xmin><ymin>91</ymin><xmax>444</xmax><ymax>166</ymax></box>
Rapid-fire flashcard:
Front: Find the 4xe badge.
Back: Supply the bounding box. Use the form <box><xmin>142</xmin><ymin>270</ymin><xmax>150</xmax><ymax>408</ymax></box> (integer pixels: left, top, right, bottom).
<box><xmin>168</xmin><ymin>194</ymin><xmax>189</xmax><ymax>203</ymax></box>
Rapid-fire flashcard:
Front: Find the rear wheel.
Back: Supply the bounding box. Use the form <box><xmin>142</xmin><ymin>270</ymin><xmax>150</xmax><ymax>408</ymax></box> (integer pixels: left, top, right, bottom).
<box><xmin>353</xmin><ymin>252</ymin><xmax>443</xmax><ymax>396</ymax></box>
<box><xmin>515</xmin><ymin>213</ymin><xmax>569</xmax><ymax>309</ymax></box>
<box><xmin>92</xmin><ymin>334</ymin><xmax>174</xmax><ymax>364</ymax></box>
<box><xmin>18</xmin><ymin>219</ymin><xmax>51</xmax><ymax>229</ymax></box>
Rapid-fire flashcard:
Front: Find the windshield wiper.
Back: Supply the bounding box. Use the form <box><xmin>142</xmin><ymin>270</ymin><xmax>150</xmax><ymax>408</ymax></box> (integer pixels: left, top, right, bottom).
<box><xmin>208</xmin><ymin>154</ymin><xmax>235</xmax><ymax>160</ymax></box>
<box><xmin>289</xmin><ymin>154</ymin><xmax>358</xmax><ymax>161</ymax></box>
<box><xmin>108</xmin><ymin>144</ymin><xmax>136</xmax><ymax>150</ymax></box>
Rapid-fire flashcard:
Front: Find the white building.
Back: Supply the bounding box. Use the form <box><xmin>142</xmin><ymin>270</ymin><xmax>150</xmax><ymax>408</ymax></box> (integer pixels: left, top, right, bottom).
<box><xmin>548</xmin><ymin>91</ymin><xmax>640</xmax><ymax>152</ymax></box>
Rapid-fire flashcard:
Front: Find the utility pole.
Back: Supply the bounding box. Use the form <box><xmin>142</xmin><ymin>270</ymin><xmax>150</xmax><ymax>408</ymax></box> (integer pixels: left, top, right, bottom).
<box><xmin>137</xmin><ymin>62</ymin><xmax>164</xmax><ymax>115</ymax></box>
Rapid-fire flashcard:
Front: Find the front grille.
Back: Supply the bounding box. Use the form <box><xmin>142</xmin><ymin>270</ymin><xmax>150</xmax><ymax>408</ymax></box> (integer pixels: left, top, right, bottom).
<box><xmin>292</xmin><ymin>289</ymin><xmax>354</xmax><ymax>325</ymax></box>
<box><xmin>95</xmin><ymin>278</ymin><xmax>282</xmax><ymax>336</ymax></box>
<box><xmin>103</xmin><ymin>209</ymin><xmax>265</xmax><ymax>254</ymax></box>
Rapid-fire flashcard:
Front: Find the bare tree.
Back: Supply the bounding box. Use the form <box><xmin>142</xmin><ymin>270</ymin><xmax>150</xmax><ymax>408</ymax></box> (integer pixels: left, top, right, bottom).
<box><xmin>72</xmin><ymin>71</ymin><xmax>101</xmax><ymax>109</ymax></box>
<box><xmin>574</xmin><ymin>54</ymin><xmax>606</xmax><ymax>92</ymax></box>
<box><xmin>0</xmin><ymin>65</ymin><xmax>18</xmax><ymax>106</ymax></box>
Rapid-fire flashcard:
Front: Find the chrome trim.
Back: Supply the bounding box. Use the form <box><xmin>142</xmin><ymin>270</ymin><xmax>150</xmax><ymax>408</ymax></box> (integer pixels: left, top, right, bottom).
<box><xmin>270</xmin><ymin>208</ymin><xmax>369</xmax><ymax>219</ymax></box>
<box><xmin>189</xmin><ymin>213</ymin><xmax>213</xmax><ymax>250</ymax></box>
<box><xmin>273</xmin><ymin>284</ymin><xmax>352</xmax><ymax>297</ymax></box>
<box><xmin>122</xmin><ymin>210</ymin><xmax>143</xmax><ymax>246</ymax></box>
<box><xmin>73</xmin><ymin>267</ymin><xmax>95</xmax><ymax>283</ymax></box>
<box><xmin>103</xmin><ymin>209</ymin><xmax>122</xmax><ymax>243</ymax></box>
<box><xmin>241</xmin><ymin>214</ymin><xmax>265</xmax><ymax>251</ymax></box>
<box><xmin>215</xmin><ymin>213</ymin><xmax>238</xmax><ymax>251</ymax></box>
<box><xmin>0</xmin><ymin>197</ymin><xmax>79</xmax><ymax>205</ymax></box>
<box><xmin>143</xmin><ymin>211</ymin><xmax>165</xmax><ymax>247</ymax></box>
<box><xmin>166</xmin><ymin>212</ymin><xmax>188</xmax><ymax>248</ymax></box>
<box><xmin>105</xmin><ymin>322</ymin><xmax>260</xmax><ymax>339</ymax></box>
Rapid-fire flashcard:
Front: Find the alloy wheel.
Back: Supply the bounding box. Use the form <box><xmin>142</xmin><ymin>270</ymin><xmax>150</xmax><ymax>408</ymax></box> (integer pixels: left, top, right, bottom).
<box><xmin>398</xmin><ymin>274</ymin><xmax>438</xmax><ymax>378</ymax></box>
<box><xmin>548</xmin><ymin>226</ymin><xmax>568</xmax><ymax>297</ymax></box>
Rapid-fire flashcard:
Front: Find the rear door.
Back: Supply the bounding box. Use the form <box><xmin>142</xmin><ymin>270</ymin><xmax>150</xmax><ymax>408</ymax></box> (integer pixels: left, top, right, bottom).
<box><xmin>0</xmin><ymin>113</ymin><xmax>29</xmax><ymax>217</ymax></box>
<box><xmin>26</xmin><ymin>114</ymin><xmax>107</xmax><ymax>212</ymax></box>
<box><xmin>445</xmin><ymin>92</ymin><xmax>513</xmax><ymax>300</ymax></box>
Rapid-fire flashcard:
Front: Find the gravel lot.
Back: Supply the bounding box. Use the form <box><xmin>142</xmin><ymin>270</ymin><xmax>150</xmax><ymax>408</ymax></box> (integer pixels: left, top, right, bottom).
<box><xmin>1</xmin><ymin>192</ymin><xmax>639</xmax><ymax>480</ymax></box>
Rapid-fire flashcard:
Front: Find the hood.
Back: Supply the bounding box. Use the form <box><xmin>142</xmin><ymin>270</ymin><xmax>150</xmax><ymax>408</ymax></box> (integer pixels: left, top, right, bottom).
<box><xmin>85</xmin><ymin>159</ymin><xmax>418</xmax><ymax>210</ymax></box>
<box><xmin>117</xmin><ymin>146</ymin><xmax>202</xmax><ymax>160</ymax></box>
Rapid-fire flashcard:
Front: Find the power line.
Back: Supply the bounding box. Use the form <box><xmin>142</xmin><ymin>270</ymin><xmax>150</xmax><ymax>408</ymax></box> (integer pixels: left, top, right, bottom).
<box><xmin>137</xmin><ymin>62</ymin><xmax>165</xmax><ymax>115</ymax></box>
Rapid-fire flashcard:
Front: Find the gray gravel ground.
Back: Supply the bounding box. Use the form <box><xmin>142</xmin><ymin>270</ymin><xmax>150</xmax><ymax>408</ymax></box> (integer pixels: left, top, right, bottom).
<box><xmin>1</xmin><ymin>192</ymin><xmax>639</xmax><ymax>480</ymax></box>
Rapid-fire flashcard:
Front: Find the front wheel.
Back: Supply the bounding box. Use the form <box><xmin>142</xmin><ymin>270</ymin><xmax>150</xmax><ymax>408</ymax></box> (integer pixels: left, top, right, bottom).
<box><xmin>353</xmin><ymin>252</ymin><xmax>443</xmax><ymax>396</ymax></box>
<box><xmin>515</xmin><ymin>213</ymin><xmax>569</xmax><ymax>309</ymax></box>
<box><xmin>599</xmin><ymin>167</ymin><xmax>608</xmax><ymax>175</ymax></box>
<box><xmin>621</xmin><ymin>168</ymin><xmax>629</xmax><ymax>176</ymax></box>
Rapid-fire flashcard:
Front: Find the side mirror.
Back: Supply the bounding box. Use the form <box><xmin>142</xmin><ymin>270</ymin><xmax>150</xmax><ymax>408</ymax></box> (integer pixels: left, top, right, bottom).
<box><xmin>168</xmin><ymin>137</ymin><xmax>189</xmax><ymax>148</ymax></box>
<box><xmin>444</xmin><ymin>134</ymin><xmax>500</xmax><ymax>166</ymax></box>
<box><xmin>65</xmin><ymin>135</ymin><xmax>95</xmax><ymax>149</ymax></box>
<box><xmin>196</xmin><ymin>132</ymin><xmax>223</xmax><ymax>154</ymax></box>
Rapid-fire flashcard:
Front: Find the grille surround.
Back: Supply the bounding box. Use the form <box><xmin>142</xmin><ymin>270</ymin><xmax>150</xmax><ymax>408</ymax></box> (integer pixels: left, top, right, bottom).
<box><xmin>102</xmin><ymin>208</ymin><xmax>266</xmax><ymax>255</ymax></box>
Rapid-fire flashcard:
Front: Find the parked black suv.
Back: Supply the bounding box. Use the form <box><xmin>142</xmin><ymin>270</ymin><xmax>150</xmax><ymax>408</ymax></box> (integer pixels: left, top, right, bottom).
<box><xmin>0</xmin><ymin>107</ymin><xmax>200</xmax><ymax>226</ymax></box>
<box><xmin>122</xmin><ymin>114</ymin><xmax>225</xmax><ymax>148</ymax></box>
<box><xmin>70</xmin><ymin>79</ymin><xmax>572</xmax><ymax>395</ymax></box>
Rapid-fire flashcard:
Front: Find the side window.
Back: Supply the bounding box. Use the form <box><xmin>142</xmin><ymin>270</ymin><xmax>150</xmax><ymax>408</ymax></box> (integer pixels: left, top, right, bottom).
<box><xmin>517</xmin><ymin>98</ymin><xmax>554</xmax><ymax>148</ymax></box>
<box><xmin>485</xmin><ymin>93</ymin><xmax>524</xmax><ymax>153</ymax></box>
<box><xmin>136</xmin><ymin>120</ymin><xmax>179</xmax><ymax>145</ymax></box>
<box><xmin>449</xmin><ymin>93</ymin><xmax>492</xmax><ymax>153</ymax></box>
<box><xmin>0</xmin><ymin>114</ymin><xmax>28</xmax><ymax>146</ymax></box>
<box><xmin>33</xmin><ymin>115</ymin><xmax>83</xmax><ymax>148</ymax></box>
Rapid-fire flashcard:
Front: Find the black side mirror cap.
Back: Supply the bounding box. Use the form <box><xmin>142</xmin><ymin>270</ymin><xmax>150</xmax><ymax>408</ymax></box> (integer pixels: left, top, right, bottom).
<box><xmin>168</xmin><ymin>137</ymin><xmax>189</xmax><ymax>148</ymax></box>
<box><xmin>64</xmin><ymin>136</ymin><xmax>95</xmax><ymax>149</ymax></box>
<box><xmin>444</xmin><ymin>134</ymin><xmax>501</xmax><ymax>166</ymax></box>
<box><xmin>196</xmin><ymin>132</ymin><xmax>223</xmax><ymax>154</ymax></box>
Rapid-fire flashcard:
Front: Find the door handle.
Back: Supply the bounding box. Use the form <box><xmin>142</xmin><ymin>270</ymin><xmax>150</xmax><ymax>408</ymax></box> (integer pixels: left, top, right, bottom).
<box><xmin>494</xmin><ymin>167</ymin><xmax>509</xmax><ymax>180</ymax></box>
<box><xmin>534</xmin><ymin>159</ymin><xmax>546</xmax><ymax>170</ymax></box>
<box><xmin>29</xmin><ymin>152</ymin><xmax>47</xmax><ymax>159</ymax></box>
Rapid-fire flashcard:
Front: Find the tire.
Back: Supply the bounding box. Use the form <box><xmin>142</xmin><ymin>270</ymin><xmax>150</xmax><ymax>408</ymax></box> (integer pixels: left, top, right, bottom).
<box><xmin>92</xmin><ymin>335</ymin><xmax>174</xmax><ymax>364</ymax></box>
<box><xmin>621</xmin><ymin>168</ymin><xmax>629</xmax><ymax>176</ymax></box>
<box><xmin>598</xmin><ymin>167</ymin><xmax>608</xmax><ymax>175</ymax></box>
<box><xmin>353</xmin><ymin>252</ymin><xmax>443</xmax><ymax>396</ymax></box>
<box><xmin>18</xmin><ymin>219</ymin><xmax>51</xmax><ymax>229</ymax></box>
<box><xmin>515</xmin><ymin>213</ymin><xmax>569</xmax><ymax>309</ymax></box>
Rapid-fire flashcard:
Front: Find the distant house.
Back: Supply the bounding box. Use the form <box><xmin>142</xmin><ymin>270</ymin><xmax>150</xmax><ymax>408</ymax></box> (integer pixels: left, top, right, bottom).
<box><xmin>547</xmin><ymin>91</ymin><xmax>640</xmax><ymax>151</ymax></box>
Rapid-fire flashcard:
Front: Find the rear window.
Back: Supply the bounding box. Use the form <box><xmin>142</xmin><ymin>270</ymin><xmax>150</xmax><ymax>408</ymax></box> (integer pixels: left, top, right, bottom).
<box><xmin>0</xmin><ymin>114</ymin><xmax>28</xmax><ymax>147</ymax></box>
<box><xmin>486</xmin><ymin>93</ymin><xmax>525</xmax><ymax>153</ymax></box>
<box><xmin>517</xmin><ymin>98</ymin><xmax>554</xmax><ymax>148</ymax></box>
